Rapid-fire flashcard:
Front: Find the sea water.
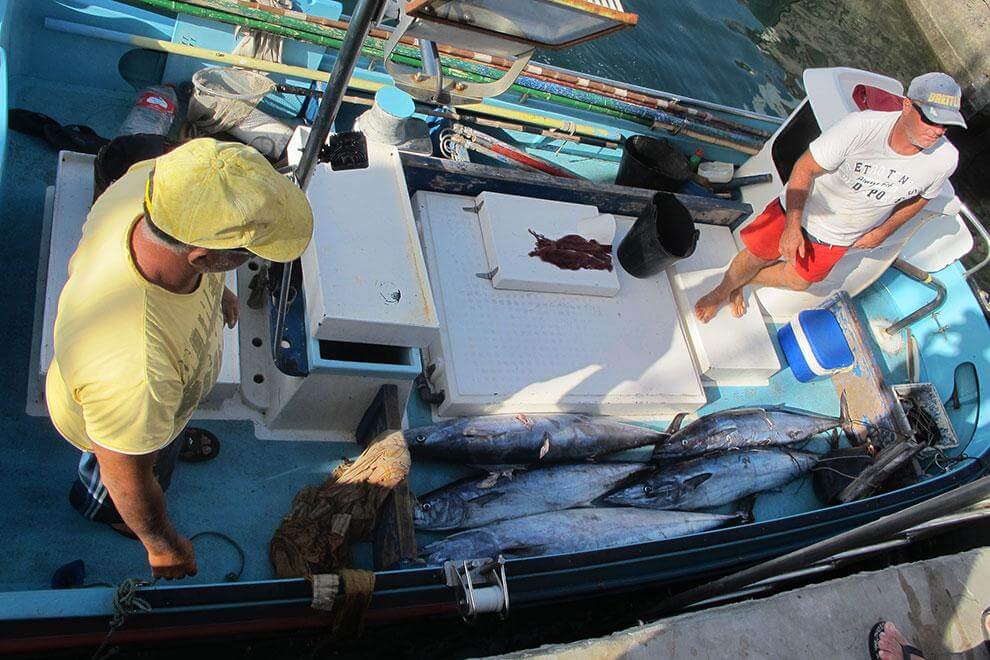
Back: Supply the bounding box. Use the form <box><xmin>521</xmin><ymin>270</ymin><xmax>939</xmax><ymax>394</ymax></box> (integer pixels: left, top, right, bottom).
<box><xmin>536</xmin><ymin>0</ymin><xmax>942</xmax><ymax>118</ymax></box>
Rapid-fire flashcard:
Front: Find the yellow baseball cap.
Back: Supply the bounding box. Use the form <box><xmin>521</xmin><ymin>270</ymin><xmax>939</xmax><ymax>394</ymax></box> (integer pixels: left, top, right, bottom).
<box><xmin>147</xmin><ymin>138</ymin><xmax>314</xmax><ymax>262</ymax></box>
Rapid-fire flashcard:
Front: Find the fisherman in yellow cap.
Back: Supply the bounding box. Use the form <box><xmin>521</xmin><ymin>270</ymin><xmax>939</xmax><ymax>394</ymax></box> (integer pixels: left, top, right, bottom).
<box><xmin>45</xmin><ymin>138</ymin><xmax>314</xmax><ymax>580</ymax></box>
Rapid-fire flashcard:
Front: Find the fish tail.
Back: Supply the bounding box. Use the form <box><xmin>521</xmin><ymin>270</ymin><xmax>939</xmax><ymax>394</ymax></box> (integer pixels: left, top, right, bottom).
<box><xmin>838</xmin><ymin>391</ymin><xmax>857</xmax><ymax>444</ymax></box>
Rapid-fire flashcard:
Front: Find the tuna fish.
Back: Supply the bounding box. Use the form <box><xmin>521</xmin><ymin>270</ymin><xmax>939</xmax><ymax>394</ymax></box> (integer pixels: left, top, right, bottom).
<box><xmin>414</xmin><ymin>462</ymin><xmax>649</xmax><ymax>531</ymax></box>
<box><xmin>605</xmin><ymin>449</ymin><xmax>818</xmax><ymax>510</ymax></box>
<box><xmin>422</xmin><ymin>508</ymin><xmax>740</xmax><ymax>565</ymax></box>
<box><xmin>651</xmin><ymin>406</ymin><xmax>850</xmax><ymax>461</ymax></box>
<box><xmin>405</xmin><ymin>414</ymin><xmax>666</xmax><ymax>467</ymax></box>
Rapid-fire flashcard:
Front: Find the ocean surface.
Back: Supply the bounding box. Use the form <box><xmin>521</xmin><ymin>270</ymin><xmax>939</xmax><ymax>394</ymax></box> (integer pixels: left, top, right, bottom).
<box><xmin>534</xmin><ymin>0</ymin><xmax>943</xmax><ymax>119</ymax></box>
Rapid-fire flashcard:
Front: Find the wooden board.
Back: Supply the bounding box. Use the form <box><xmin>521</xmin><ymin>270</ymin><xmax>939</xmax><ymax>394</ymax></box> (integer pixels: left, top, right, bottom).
<box><xmin>398</xmin><ymin>152</ymin><xmax>753</xmax><ymax>227</ymax></box>
<box><xmin>828</xmin><ymin>292</ymin><xmax>912</xmax><ymax>445</ymax></box>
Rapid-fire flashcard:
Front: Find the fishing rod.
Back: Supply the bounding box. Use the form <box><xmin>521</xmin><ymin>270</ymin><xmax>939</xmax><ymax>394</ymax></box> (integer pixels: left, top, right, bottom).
<box><xmin>276</xmin><ymin>82</ymin><xmax>624</xmax><ymax>151</ymax></box>
<box><xmin>44</xmin><ymin>18</ymin><xmax>613</xmax><ymax>143</ymax></box>
<box><xmin>119</xmin><ymin>0</ymin><xmax>764</xmax><ymax>154</ymax></box>
<box><xmin>149</xmin><ymin>0</ymin><xmax>776</xmax><ymax>137</ymax></box>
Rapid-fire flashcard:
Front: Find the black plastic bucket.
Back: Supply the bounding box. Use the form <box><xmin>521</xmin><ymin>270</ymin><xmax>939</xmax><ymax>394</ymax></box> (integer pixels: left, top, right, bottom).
<box><xmin>617</xmin><ymin>192</ymin><xmax>700</xmax><ymax>278</ymax></box>
<box><xmin>614</xmin><ymin>135</ymin><xmax>693</xmax><ymax>192</ymax></box>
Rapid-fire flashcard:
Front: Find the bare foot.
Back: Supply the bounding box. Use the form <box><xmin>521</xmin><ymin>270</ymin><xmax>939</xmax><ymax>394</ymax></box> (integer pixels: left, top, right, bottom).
<box><xmin>694</xmin><ymin>288</ymin><xmax>729</xmax><ymax>324</ymax></box>
<box><xmin>729</xmin><ymin>288</ymin><xmax>747</xmax><ymax>318</ymax></box>
<box><xmin>876</xmin><ymin>622</ymin><xmax>925</xmax><ymax>660</ymax></box>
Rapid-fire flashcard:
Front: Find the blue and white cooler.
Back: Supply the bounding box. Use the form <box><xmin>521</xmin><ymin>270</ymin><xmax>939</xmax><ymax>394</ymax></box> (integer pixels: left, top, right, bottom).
<box><xmin>777</xmin><ymin>309</ymin><xmax>855</xmax><ymax>382</ymax></box>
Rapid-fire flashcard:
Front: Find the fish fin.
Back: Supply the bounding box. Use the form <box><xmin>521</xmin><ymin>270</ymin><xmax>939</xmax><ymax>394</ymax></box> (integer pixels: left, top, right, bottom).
<box><xmin>683</xmin><ymin>473</ymin><xmax>712</xmax><ymax>490</ymax></box>
<box><xmin>476</xmin><ymin>472</ymin><xmax>503</xmax><ymax>489</ymax></box>
<box><xmin>538</xmin><ymin>432</ymin><xmax>551</xmax><ymax>460</ymax></box>
<box><xmin>665</xmin><ymin>412</ymin><xmax>689</xmax><ymax>435</ymax></box>
<box><xmin>464</xmin><ymin>491</ymin><xmax>504</xmax><ymax>506</ymax></box>
<box><xmin>733</xmin><ymin>494</ymin><xmax>758</xmax><ymax>524</ymax></box>
<box><xmin>514</xmin><ymin>413</ymin><xmax>534</xmax><ymax>430</ymax></box>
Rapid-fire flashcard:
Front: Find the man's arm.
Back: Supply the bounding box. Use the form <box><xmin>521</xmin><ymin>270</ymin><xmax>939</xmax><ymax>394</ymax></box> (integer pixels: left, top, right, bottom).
<box><xmin>90</xmin><ymin>443</ymin><xmax>197</xmax><ymax>579</ymax></box>
<box><xmin>780</xmin><ymin>150</ymin><xmax>826</xmax><ymax>264</ymax></box>
<box><xmin>852</xmin><ymin>195</ymin><xmax>929</xmax><ymax>249</ymax></box>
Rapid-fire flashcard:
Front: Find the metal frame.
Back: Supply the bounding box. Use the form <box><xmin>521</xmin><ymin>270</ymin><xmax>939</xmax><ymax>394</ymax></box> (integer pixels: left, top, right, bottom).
<box><xmin>403</xmin><ymin>0</ymin><xmax>638</xmax><ymax>50</ymax></box>
<box><xmin>885</xmin><ymin>258</ymin><xmax>947</xmax><ymax>336</ymax></box>
<box><xmin>960</xmin><ymin>202</ymin><xmax>990</xmax><ymax>280</ymax></box>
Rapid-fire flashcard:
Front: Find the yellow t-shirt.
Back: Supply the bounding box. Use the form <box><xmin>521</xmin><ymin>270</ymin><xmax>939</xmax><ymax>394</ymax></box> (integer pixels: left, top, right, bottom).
<box><xmin>46</xmin><ymin>160</ymin><xmax>225</xmax><ymax>455</ymax></box>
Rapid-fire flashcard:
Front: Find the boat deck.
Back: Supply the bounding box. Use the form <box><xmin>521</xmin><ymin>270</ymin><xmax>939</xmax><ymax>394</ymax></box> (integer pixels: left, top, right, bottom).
<box><xmin>2</xmin><ymin>73</ymin><xmax>989</xmax><ymax>594</ymax></box>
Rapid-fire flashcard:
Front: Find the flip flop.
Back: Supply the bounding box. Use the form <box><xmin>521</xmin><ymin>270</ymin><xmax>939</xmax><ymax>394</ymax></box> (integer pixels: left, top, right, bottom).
<box><xmin>178</xmin><ymin>427</ymin><xmax>221</xmax><ymax>463</ymax></box>
<box><xmin>43</xmin><ymin>123</ymin><xmax>110</xmax><ymax>154</ymax></box>
<box><xmin>869</xmin><ymin>620</ymin><xmax>926</xmax><ymax>660</ymax></box>
<box><xmin>982</xmin><ymin>607</ymin><xmax>989</xmax><ymax>653</ymax></box>
<box><xmin>7</xmin><ymin>108</ymin><xmax>60</xmax><ymax>138</ymax></box>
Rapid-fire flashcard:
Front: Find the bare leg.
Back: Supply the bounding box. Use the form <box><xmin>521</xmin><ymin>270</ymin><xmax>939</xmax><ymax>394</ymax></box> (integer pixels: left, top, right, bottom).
<box><xmin>748</xmin><ymin>261</ymin><xmax>812</xmax><ymax>291</ymax></box>
<box><xmin>695</xmin><ymin>249</ymin><xmax>774</xmax><ymax>323</ymax></box>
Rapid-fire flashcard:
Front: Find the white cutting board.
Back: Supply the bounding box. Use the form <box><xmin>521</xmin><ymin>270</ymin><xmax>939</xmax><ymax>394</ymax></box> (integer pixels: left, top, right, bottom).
<box><xmin>476</xmin><ymin>191</ymin><xmax>620</xmax><ymax>297</ymax></box>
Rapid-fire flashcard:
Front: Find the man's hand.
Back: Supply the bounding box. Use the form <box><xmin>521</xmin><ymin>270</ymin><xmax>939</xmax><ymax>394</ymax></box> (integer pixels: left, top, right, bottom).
<box><xmin>221</xmin><ymin>287</ymin><xmax>239</xmax><ymax>329</ymax></box>
<box><xmin>852</xmin><ymin>227</ymin><xmax>889</xmax><ymax>249</ymax></box>
<box><xmin>779</xmin><ymin>225</ymin><xmax>805</xmax><ymax>265</ymax></box>
<box><xmin>148</xmin><ymin>535</ymin><xmax>198</xmax><ymax>580</ymax></box>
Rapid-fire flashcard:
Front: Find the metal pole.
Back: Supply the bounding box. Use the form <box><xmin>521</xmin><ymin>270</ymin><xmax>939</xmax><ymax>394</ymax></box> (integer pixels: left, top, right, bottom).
<box><xmin>885</xmin><ymin>258</ymin><xmax>946</xmax><ymax>335</ymax></box>
<box><xmin>643</xmin><ymin>474</ymin><xmax>990</xmax><ymax>619</ymax></box>
<box><xmin>272</xmin><ymin>0</ymin><xmax>388</xmax><ymax>361</ymax></box>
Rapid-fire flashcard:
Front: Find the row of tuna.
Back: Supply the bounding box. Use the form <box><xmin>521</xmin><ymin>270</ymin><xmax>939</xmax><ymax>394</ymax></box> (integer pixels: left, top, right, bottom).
<box><xmin>405</xmin><ymin>408</ymin><xmax>841</xmax><ymax>565</ymax></box>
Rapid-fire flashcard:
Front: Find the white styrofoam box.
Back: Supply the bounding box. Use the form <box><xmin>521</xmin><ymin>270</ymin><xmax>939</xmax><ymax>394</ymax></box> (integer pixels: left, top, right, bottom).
<box><xmin>40</xmin><ymin>152</ymin><xmax>239</xmax><ymax>412</ymax></box>
<box><xmin>414</xmin><ymin>191</ymin><xmax>706</xmax><ymax>417</ymax></box>
<box><xmin>300</xmin><ymin>144</ymin><xmax>439</xmax><ymax>348</ymax></box>
<box><xmin>669</xmin><ymin>225</ymin><xmax>780</xmax><ymax>386</ymax></box>
<box><xmin>476</xmin><ymin>191</ymin><xmax>620</xmax><ymax>297</ymax></box>
<box><xmin>745</xmin><ymin>209</ymin><xmax>950</xmax><ymax>323</ymax></box>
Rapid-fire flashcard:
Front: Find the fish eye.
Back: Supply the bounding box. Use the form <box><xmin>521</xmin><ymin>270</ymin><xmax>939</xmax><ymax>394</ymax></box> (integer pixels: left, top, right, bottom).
<box><xmin>415</xmin><ymin>434</ymin><xmax>426</xmax><ymax>444</ymax></box>
<box><xmin>643</xmin><ymin>485</ymin><xmax>653</xmax><ymax>495</ymax></box>
<box><xmin>421</xmin><ymin>502</ymin><xmax>432</xmax><ymax>511</ymax></box>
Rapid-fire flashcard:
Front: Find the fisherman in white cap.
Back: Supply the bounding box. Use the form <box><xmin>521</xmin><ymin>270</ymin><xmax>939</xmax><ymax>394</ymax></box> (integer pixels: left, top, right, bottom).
<box><xmin>695</xmin><ymin>72</ymin><xmax>965</xmax><ymax>323</ymax></box>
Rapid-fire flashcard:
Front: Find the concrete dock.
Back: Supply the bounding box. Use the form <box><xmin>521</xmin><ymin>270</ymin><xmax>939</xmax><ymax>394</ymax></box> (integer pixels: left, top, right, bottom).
<box><xmin>498</xmin><ymin>548</ymin><xmax>990</xmax><ymax>659</ymax></box>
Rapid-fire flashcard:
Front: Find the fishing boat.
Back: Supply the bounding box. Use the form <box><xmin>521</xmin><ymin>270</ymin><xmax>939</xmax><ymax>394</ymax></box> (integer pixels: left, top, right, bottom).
<box><xmin>2</xmin><ymin>0</ymin><xmax>989</xmax><ymax>653</ymax></box>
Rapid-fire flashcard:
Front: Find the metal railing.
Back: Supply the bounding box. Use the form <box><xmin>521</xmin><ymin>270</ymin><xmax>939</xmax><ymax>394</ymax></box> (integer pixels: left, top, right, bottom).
<box><xmin>959</xmin><ymin>202</ymin><xmax>990</xmax><ymax>280</ymax></box>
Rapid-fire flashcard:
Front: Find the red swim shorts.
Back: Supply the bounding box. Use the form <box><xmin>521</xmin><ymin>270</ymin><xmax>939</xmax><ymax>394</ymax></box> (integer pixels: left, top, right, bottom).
<box><xmin>739</xmin><ymin>199</ymin><xmax>848</xmax><ymax>283</ymax></box>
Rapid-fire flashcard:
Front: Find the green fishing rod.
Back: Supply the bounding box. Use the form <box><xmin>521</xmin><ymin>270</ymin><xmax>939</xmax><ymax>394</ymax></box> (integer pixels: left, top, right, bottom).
<box><xmin>276</xmin><ymin>82</ymin><xmax>624</xmax><ymax>151</ymax></box>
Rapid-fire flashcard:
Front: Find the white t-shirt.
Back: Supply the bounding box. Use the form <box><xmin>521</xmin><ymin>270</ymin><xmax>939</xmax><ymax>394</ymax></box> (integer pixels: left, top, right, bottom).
<box><xmin>778</xmin><ymin>110</ymin><xmax>957</xmax><ymax>246</ymax></box>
